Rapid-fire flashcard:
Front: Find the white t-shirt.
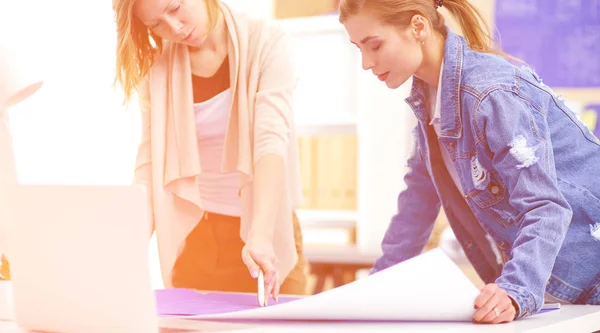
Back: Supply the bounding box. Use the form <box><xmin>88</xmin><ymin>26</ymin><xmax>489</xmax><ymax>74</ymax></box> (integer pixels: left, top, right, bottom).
<box><xmin>194</xmin><ymin>88</ymin><xmax>242</xmax><ymax>217</ymax></box>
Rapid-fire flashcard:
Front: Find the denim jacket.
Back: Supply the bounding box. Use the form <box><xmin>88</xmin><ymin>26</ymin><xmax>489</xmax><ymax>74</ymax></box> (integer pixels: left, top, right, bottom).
<box><xmin>372</xmin><ymin>28</ymin><xmax>600</xmax><ymax>319</ymax></box>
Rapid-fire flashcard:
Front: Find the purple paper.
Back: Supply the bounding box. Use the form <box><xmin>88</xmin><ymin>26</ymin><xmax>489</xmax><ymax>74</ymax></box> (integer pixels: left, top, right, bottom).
<box><xmin>155</xmin><ymin>288</ymin><xmax>301</xmax><ymax>317</ymax></box>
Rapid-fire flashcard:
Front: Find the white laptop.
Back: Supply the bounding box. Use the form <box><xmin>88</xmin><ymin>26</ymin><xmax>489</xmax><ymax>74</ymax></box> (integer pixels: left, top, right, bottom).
<box><xmin>0</xmin><ymin>184</ymin><xmax>159</xmax><ymax>333</ymax></box>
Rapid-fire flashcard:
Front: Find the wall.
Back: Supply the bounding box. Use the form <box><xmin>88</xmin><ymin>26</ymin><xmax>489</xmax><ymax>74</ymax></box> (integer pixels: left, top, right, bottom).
<box><xmin>274</xmin><ymin>0</ymin><xmax>338</xmax><ymax>19</ymax></box>
<box><xmin>446</xmin><ymin>0</ymin><xmax>599</xmax><ymax>130</ymax></box>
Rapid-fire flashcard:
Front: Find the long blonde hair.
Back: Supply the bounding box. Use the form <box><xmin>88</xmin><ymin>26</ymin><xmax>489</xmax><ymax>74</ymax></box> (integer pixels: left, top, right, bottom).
<box><xmin>112</xmin><ymin>0</ymin><xmax>221</xmax><ymax>103</ymax></box>
<box><xmin>338</xmin><ymin>0</ymin><xmax>517</xmax><ymax>61</ymax></box>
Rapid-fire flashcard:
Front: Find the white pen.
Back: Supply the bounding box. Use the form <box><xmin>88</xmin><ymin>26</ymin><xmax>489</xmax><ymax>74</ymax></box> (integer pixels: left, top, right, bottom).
<box><xmin>257</xmin><ymin>270</ymin><xmax>265</xmax><ymax>307</ymax></box>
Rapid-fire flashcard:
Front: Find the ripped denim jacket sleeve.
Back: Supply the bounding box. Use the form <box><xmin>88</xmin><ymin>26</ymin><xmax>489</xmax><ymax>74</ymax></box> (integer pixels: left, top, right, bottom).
<box><xmin>371</xmin><ymin>127</ymin><xmax>442</xmax><ymax>274</ymax></box>
<box><xmin>475</xmin><ymin>89</ymin><xmax>573</xmax><ymax>318</ymax></box>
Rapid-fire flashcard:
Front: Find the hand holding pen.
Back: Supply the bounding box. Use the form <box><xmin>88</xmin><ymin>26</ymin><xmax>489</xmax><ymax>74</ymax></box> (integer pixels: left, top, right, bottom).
<box><xmin>241</xmin><ymin>242</ymin><xmax>280</xmax><ymax>306</ymax></box>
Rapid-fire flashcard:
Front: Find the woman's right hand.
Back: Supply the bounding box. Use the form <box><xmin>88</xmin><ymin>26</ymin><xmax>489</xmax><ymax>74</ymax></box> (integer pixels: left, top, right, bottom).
<box><xmin>472</xmin><ymin>283</ymin><xmax>517</xmax><ymax>324</ymax></box>
<box><xmin>241</xmin><ymin>240</ymin><xmax>280</xmax><ymax>305</ymax></box>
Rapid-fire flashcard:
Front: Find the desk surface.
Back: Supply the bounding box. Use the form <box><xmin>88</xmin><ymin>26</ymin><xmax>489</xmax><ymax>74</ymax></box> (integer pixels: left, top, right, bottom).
<box><xmin>248</xmin><ymin>305</ymin><xmax>600</xmax><ymax>332</ymax></box>
<box><xmin>0</xmin><ymin>318</ymin><xmax>256</xmax><ymax>333</ymax></box>
<box><xmin>1</xmin><ymin>305</ymin><xmax>599</xmax><ymax>333</ymax></box>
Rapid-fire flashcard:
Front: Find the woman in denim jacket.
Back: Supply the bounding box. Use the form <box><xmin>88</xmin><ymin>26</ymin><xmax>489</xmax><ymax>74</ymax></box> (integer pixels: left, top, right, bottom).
<box><xmin>339</xmin><ymin>0</ymin><xmax>600</xmax><ymax>324</ymax></box>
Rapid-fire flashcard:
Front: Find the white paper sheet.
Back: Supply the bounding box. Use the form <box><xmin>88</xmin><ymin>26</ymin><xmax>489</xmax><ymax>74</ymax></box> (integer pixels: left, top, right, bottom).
<box><xmin>186</xmin><ymin>248</ymin><xmax>480</xmax><ymax>322</ymax></box>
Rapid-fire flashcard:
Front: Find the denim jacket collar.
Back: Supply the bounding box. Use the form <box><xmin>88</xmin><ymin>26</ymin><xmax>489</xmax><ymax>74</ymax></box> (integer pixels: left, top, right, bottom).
<box><xmin>405</xmin><ymin>27</ymin><xmax>463</xmax><ymax>139</ymax></box>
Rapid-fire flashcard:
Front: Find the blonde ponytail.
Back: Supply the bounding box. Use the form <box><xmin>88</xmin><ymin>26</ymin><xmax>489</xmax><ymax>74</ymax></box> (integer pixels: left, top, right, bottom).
<box><xmin>338</xmin><ymin>0</ymin><xmax>520</xmax><ymax>62</ymax></box>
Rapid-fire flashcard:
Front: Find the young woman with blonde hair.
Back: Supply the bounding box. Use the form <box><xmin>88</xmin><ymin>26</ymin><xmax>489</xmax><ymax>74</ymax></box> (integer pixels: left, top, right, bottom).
<box><xmin>112</xmin><ymin>0</ymin><xmax>308</xmax><ymax>302</ymax></box>
<box><xmin>339</xmin><ymin>0</ymin><xmax>600</xmax><ymax>324</ymax></box>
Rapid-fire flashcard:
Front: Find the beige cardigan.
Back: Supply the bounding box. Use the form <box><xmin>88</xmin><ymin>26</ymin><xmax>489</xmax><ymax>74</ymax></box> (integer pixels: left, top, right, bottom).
<box><xmin>135</xmin><ymin>2</ymin><xmax>303</xmax><ymax>288</ymax></box>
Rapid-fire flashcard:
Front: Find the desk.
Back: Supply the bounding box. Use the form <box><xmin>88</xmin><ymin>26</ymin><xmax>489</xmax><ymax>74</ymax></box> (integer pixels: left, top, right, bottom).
<box><xmin>303</xmin><ymin>245</ymin><xmax>380</xmax><ymax>294</ymax></box>
<box><xmin>248</xmin><ymin>306</ymin><xmax>600</xmax><ymax>332</ymax></box>
<box><xmin>1</xmin><ymin>305</ymin><xmax>599</xmax><ymax>332</ymax></box>
<box><xmin>0</xmin><ymin>318</ymin><xmax>258</xmax><ymax>333</ymax></box>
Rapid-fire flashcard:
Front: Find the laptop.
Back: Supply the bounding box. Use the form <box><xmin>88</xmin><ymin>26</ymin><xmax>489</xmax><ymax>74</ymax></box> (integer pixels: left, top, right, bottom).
<box><xmin>0</xmin><ymin>184</ymin><xmax>159</xmax><ymax>333</ymax></box>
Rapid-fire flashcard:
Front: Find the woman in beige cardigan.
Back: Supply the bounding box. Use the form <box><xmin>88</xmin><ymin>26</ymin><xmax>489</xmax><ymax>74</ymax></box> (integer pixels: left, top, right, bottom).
<box><xmin>112</xmin><ymin>0</ymin><xmax>308</xmax><ymax>302</ymax></box>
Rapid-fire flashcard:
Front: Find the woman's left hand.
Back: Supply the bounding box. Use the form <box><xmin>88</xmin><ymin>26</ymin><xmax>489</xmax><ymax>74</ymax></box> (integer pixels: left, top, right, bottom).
<box><xmin>241</xmin><ymin>239</ymin><xmax>280</xmax><ymax>305</ymax></box>
<box><xmin>472</xmin><ymin>283</ymin><xmax>517</xmax><ymax>324</ymax></box>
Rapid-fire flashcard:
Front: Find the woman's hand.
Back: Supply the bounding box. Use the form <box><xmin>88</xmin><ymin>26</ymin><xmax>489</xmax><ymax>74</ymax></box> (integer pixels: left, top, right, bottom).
<box><xmin>241</xmin><ymin>239</ymin><xmax>280</xmax><ymax>305</ymax></box>
<box><xmin>473</xmin><ymin>283</ymin><xmax>517</xmax><ymax>324</ymax></box>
